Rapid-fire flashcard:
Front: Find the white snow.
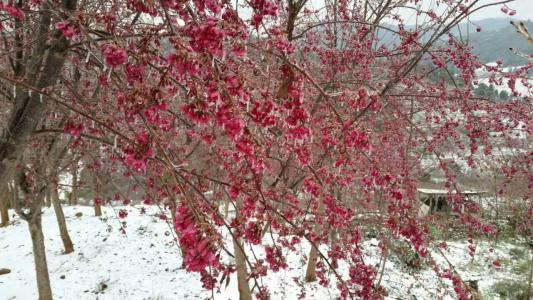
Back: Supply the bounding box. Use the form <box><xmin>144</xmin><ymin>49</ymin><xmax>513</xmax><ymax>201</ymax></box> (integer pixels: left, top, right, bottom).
<box><xmin>0</xmin><ymin>205</ymin><xmax>529</xmax><ymax>299</ymax></box>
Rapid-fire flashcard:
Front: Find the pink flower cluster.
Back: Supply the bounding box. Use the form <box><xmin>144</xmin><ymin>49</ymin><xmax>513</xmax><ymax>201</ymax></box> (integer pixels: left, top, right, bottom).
<box><xmin>348</xmin><ymin>262</ymin><xmax>377</xmax><ymax>299</ymax></box>
<box><xmin>102</xmin><ymin>45</ymin><xmax>127</xmax><ymax>67</ymax></box>
<box><xmin>344</xmin><ymin>128</ymin><xmax>369</xmax><ymax>151</ymax></box>
<box><xmin>125</xmin><ymin>64</ymin><xmax>145</xmax><ymax>84</ymax></box>
<box><xmin>441</xmin><ymin>270</ymin><xmax>470</xmax><ymax>300</ymax></box>
<box><xmin>187</xmin><ymin>17</ymin><xmax>225</xmax><ymax>57</ymax></box>
<box><xmin>182</xmin><ymin>101</ymin><xmax>210</xmax><ymax>124</ymax></box>
<box><xmin>399</xmin><ymin>222</ymin><xmax>427</xmax><ymax>257</ymax></box>
<box><xmin>192</xmin><ymin>0</ymin><xmax>221</xmax><ymax>14</ymax></box>
<box><xmin>143</xmin><ymin>102</ymin><xmax>173</xmax><ymax>131</ymax></box>
<box><xmin>249</xmin><ymin>0</ymin><xmax>278</xmax><ymax>27</ymax></box>
<box><xmin>63</xmin><ymin>122</ymin><xmax>84</xmax><ymax>137</ymax></box>
<box><xmin>0</xmin><ymin>3</ymin><xmax>24</xmax><ymax>20</ymax></box>
<box><xmin>175</xmin><ymin>204</ymin><xmax>219</xmax><ymax>272</ymax></box>
<box><xmin>243</xmin><ymin>221</ymin><xmax>262</xmax><ymax>245</ymax></box>
<box><xmin>55</xmin><ymin>22</ymin><xmax>79</xmax><ymax>40</ymax></box>
<box><xmin>167</xmin><ymin>54</ymin><xmax>199</xmax><ymax>77</ymax></box>
<box><xmin>264</xmin><ymin>245</ymin><xmax>287</xmax><ymax>272</ymax></box>
<box><xmin>123</xmin><ymin>132</ymin><xmax>153</xmax><ymax>172</ymax></box>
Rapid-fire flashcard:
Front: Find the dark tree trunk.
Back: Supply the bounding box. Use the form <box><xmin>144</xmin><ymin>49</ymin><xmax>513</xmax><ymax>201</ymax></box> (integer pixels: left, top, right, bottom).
<box><xmin>51</xmin><ymin>180</ymin><xmax>74</xmax><ymax>254</ymax></box>
<box><xmin>0</xmin><ymin>185</ymin><xmax>9</xmax><ymax>227</ymax></box>
<box><xmin>28</xmin><ymin>214</ymin><xmax>53</xmax><ymax>300</ymax></box>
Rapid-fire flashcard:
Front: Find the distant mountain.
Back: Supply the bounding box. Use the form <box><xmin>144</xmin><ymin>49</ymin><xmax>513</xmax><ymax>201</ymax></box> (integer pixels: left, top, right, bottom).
<box><xmin>466</xmin><ymin>18</ymin><xmax>532</xmax><ymax>66</ymax></box>
<box><xmin>374</xmin><ymin>18</ymin><xmax>532</xmax><ymax>67</ymax></box>
<box><xmin>456</xmin><ymin>18</ymin><xmax>521</xmax><ymax>34</ymax></box>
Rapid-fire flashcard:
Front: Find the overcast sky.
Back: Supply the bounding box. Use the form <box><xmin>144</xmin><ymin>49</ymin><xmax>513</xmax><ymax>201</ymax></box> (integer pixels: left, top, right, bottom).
<box><xmin>467</xmin><ymin>0</ymin><xmax>533</xmax><ymax>20</ymax></box>
<box><xmin>394</xmin><ymin>0</ymin><xmax>533</xmax><ymax>25</ymax></box>
<box><xmin>302</xmin><ymin>0</ymin><xmax>533</xmax><ymax>24</ymax></box>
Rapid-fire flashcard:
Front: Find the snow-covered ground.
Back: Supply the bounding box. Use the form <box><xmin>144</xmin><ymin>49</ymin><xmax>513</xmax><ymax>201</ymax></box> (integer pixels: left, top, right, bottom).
<box><xmin>0</xmin><ymin>205</ymin><xmax>529</xmax><ymax>299</ymax></box>
<box><xmin>474</xmin><ymin>64</ymin><xmax>532</xmax><ymax>98</ymax></box>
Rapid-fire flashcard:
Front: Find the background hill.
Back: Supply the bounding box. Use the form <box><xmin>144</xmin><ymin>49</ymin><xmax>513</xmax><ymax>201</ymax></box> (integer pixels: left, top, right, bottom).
<box><xmin>374</xmin><ymin>18</ymin><xmax>532</xmax><ymax>67</ymax></box>
<box><xmin>467</xmin><ymin>18</ymin><xmax>533</xmax><ymax>66</ymax></box>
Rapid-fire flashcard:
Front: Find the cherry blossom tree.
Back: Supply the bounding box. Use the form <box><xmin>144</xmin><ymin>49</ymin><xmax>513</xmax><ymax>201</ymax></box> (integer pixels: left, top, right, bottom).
<box><xmin>0</xmin><ymin>0</ymin><xmax>531</xmax><ymax>299</ymax></box>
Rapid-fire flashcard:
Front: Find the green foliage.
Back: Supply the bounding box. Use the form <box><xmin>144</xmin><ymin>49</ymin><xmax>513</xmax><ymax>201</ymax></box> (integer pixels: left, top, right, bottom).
<box><xmin>499</xmin><ymin>90</ymin><xmax>509</xmax><ymax>101</ymax></box>
<box><xmin>489</xmin><ymin>280</ymin><xmax>528</xmax><ymax>300</ymax></box>
<box><xmin>428</xmin><ymin>223</ymin><xmax>444</xmax><ymax>240</ymax></box>
<box><xmin>506</xmin><ymin>247</ymin><xmax>530</xmax><ymax>275</ymax></box>
<box><xmin>391</xmin><ymin>240</ymin><xmax>428</xmax><ymax>270</ymax></box>
<box><xmin>474</xmin><ymin>83</ymin><xmax>509</xmax><ymax>102</ymax></box>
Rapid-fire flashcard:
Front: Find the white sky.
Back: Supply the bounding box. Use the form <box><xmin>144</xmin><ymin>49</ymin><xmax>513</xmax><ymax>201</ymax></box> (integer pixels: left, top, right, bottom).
<box><xmin>467</xmin><ymin>0</ymin><xmax>533</xmax><ymax>21</ymax></box>
<box><xmin>406</xmin><ymin>0</ymin><xmax>533</xmax><ymax>23</ymax></box>
<box><xmin>301</xmin><ymin>0</ymin><xmax>533</xmax><ymax>24</ymax></box>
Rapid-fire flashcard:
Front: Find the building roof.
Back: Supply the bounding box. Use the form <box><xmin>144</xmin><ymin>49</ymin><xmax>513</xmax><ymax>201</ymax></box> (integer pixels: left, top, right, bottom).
<box><xmin>417</xmin><ymin>188</ymin><xmax>486</xmax><ymax>195</ymax></box>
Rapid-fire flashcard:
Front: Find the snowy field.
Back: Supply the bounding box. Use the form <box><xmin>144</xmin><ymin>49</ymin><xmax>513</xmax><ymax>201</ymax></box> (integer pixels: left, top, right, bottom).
<box><xmin>0</xmin><ymin>205</ymin><xmax>528</xmax><ymax>299</ymax></box>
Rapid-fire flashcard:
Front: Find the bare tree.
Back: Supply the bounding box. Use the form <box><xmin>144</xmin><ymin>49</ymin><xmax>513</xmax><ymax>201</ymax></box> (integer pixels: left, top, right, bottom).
<box><xmin>0</xmin><ymin>2</ymin><xmax>78</xmax><ymax>298</ymax></box>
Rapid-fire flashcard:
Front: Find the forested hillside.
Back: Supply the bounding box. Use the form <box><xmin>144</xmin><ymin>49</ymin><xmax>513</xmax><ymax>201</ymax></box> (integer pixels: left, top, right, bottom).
<box><xmin>468</xmin><ymin>19</ymin><xmax>533</xmax><ymax>66</ymax></box>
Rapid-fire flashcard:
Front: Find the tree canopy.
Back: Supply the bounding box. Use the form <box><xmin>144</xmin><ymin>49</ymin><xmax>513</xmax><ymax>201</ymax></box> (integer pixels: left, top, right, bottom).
<box><xmin>0</xmin><ymin>1</ymin><xmax>531</xmax><ymax>299</ymax></box>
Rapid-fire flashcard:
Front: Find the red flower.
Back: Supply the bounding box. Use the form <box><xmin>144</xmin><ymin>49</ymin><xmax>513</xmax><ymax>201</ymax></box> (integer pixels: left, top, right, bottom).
<box><xmin>55</xmin><ymin>22</ymin><xmax>79</xmax><ymax>39</ymax></box>
<box><xmin>63</xmin><ymin>122</ymin><xmax>84</xmax><ymax>137</ymax></box>
<box><xmin>244</xmin><ymin>221</ymin><xmax>262</xmax><ymax>245</ymax></box>
<box><xmin>102</xmin><ymin>45</ymin><xmax>127</xmax><ymax>67</ymax></box>
<box><xmin>264</xmin><ymin>246</ymin><xmax>287</xmax><ymax>272</ymax></box>
<box><xmin>224</xmin><ymin>118</ymin><xmax>245</xmax><ymax>139</ymax></box>
<box><xmin>182</xmin><ymin>102</ymin><xmax>210</xmax><ymax>124</ymax></box>
<box><xmin>1</xmin><ymin>4</ymin><xmax>24</xmax><ymax>20</ymax></box>
<box><xmin>175</xmin><ymin>204</ymin><xmax>220</xmax><ymax>272</ymax></box>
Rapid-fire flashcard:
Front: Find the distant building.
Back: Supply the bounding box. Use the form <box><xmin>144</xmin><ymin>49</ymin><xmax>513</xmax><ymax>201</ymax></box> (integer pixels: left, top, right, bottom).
<box><xmin>417</xmin><ymin>185</ymin><xmax>486</xmax><ymax>216</ymax></box>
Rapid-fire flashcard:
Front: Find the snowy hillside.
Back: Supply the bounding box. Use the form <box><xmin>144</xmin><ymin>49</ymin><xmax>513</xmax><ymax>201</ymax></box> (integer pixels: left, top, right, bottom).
<box><xmin>0</xmin><ymin>206</ymin><xmax>529</xmax><ymax>299</ymax></box>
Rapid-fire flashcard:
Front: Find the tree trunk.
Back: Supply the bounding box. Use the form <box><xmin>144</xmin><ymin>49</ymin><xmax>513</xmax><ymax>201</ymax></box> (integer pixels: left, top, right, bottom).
<box><xmin>94</xmin><ymin>200</ymin><xmax>102</xmax><ymax>217</ymax></box>
<box><xmin>234</xmin><ymin>197</ymin><xmax>252</xmax><ymax>300</ymax></box>
<box><xmin>305</xmin><ymin>245</ymin><xmax>319</xmax><ymax>282</ymax></box>
<box><xmin>224</xmin><ymin>197</ymin><xmax>230</xmax><ymax>218</ymax></box>
<box><xmin>329</xmin><ymin>228</ymin><xmax>338</xmax><ymax>269</ymax></box>
<box><xmin>28</xmin><ymin>215</ymin><xmax>53</xmax><ymax>300</ymax></box>
<box><xmin>0</xmin><ymin>185</ymin><xmax>9</xmax><ymax>227</ymax></box>
<box><xmin>93</xmin><ymin>174</ymin><xmax>102</xmax><ymax>217</ymax></box>
<box><xmin>305</xmin><ymin>199</ymin><xmax>324</xmax><ymax>282</ymax></box>
<box><xmin>69</xmin><ymin>164</ymin><xmax>78</xmax><ymax>206</ymax></box>
<box><xmin>51</xmin><ymin>180</ymin><xmax>74</xmax><ymax>254</ymax></box>
<box><xmin>233</xmin><ymin>236</ymin><xmax>252</xmax><ymax>300</ymax></box>
<box><xmin>11</xmin><ymin>181</ymin><xmax>19</xmax><ymax>210</ymax></box>
<box><xmin>526</xmin><ymin>250</ymin><xmax>533</xmax><ymax>300</ymax></box>
<box><xmin>45</xmin><ymin>189</ymin><xmax>52</xmax><ymax>208</ymax></box>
